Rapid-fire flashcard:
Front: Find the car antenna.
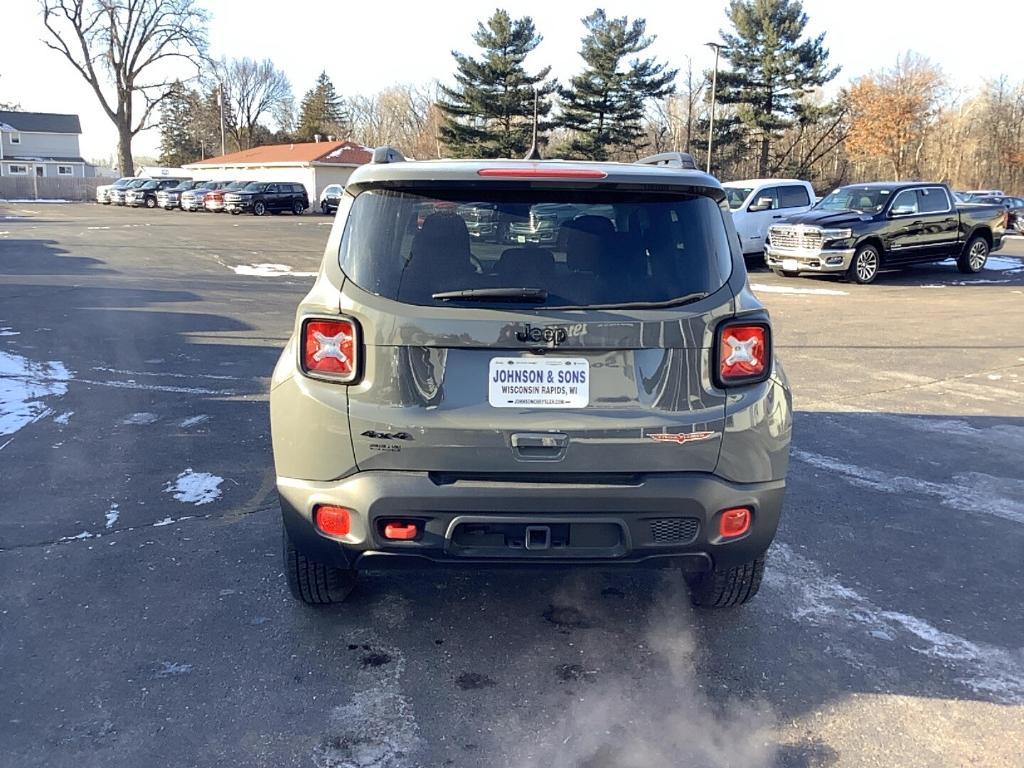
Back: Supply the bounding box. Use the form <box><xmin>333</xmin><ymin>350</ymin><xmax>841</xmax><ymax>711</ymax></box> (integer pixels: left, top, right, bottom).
<box><xmin>523</xmin><ymin>88</ymin><xmax>542</xmax><ymax>161</ymax></box>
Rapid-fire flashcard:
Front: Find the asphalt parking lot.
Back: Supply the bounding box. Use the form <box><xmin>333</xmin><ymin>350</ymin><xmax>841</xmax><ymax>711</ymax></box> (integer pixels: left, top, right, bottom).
<box><xmin>1</xmin><ymin>201</ymin><xmax>1022</xmax><ymax>768</ymax></box>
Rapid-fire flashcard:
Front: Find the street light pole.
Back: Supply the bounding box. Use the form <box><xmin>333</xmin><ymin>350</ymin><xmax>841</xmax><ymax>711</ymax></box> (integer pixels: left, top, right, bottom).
<box><xmin>705</xmin><ymin>42</ymin><xmax>726</xmax><ymax>174</ymax></box>
<box><xmin>218</xmin><ymin>84</ymin><xmax>226</xmax><ymax>157</ymax></box>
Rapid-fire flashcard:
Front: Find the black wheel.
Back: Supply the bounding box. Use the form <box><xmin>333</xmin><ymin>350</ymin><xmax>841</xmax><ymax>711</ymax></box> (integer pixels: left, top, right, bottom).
<box><xmin>771</xmin><ymin>268</ymin><xmax>796</xmax><ymax>278</ymax></box>
<box><xmin>688</xmin><ymin>555</ymin><xmax>765</xmax><ymax>608</ymax></box>
<box><xmin>292</xmin><ymin>201</ymin><xmax>304</xmax><ymax>215</ymax></box>
<box><xmin>145</xmin><ymin>196</ymin><xmax>156</xmax><ymax>209</ymax></box>
<box><xmin>321</xmin><ymin>201</ymin><xmax>329</xmax><ymax>214</ymax></box>
<box><xmin>283</xmin><ymin>525</ymin><xmax>356</xmax><ymax>605</ymax></box>
<box><xmin>253</xmin><ymin>201</ymin><xmax>266</xmax><ymax>216</ymax></box>
<box><xmin>957</xmin><ymin>235</ymin><xmax>989</xmax><ymax>274</ymax></box>
<box><xmin>230</xmin><ymin>210</ymin><xmax>240</xmax><ymax>215</ymax></box>
<box><xmin>846</xmin><ymin>243</ymin><xmax>881</xmax><ymax>284</ymax></box>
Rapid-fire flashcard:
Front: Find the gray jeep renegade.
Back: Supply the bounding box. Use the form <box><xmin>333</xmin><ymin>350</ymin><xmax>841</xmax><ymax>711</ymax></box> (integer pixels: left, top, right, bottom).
<box><xmin>270</xmin><ymin>149</ymin><xmax>792</xmax><ymax>608</ymax></box>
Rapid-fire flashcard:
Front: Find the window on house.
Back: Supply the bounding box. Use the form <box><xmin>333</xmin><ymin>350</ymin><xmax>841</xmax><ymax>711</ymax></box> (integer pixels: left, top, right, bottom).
<box><xmin>10</xmin><ymin>133</ymin><xmax>20</xmax><ymax>144</ymax></box>
<box><xmin>58</xmin><ymin>165</ymin><xmax>73</xmax><ymax>175</ymax></box>
<box><xmin>8</xmin><ymin>164</ymin><xmax>28</xmax><ymax>174</ymax></box>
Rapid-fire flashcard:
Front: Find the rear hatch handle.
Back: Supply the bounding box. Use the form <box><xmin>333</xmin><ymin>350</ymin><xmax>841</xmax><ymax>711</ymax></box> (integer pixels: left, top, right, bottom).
<box><xmin>511</xmin><ymin>432</ymin><xmax>568</xmax><ymax>461</ymax></box>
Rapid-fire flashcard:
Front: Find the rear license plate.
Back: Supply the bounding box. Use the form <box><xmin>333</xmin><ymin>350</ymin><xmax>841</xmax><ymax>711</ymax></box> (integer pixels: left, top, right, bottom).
<box><xmin>782</xmin><ymin>258</ymin><xmax>799</xmax><ymax>272</ymax></box>
<box><xmin>488</xmin><ymin>357</ymin><xmax>589</xmax><ymax>409</ymax></box>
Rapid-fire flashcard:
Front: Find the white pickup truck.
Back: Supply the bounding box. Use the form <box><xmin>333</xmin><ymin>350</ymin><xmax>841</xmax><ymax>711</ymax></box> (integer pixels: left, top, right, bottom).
<box><xmin>722</xmin><ymin>179</ymin><xmax>816</xmax><ymax>260</ymax></box>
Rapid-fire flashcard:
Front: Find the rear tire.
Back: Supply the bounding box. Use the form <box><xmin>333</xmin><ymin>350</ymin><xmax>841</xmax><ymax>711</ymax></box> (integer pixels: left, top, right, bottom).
<box><xmin>283</xmin><ymin>525</ymin><xmax>357</xmax><ymax>605</ymax></box>
<box><xmin>292</xmin><ymin>201</ymin><xmax>304</xmax><ymax>215</ymax></box>
<box><xmin>957</xmin><ymin>235</ymin><xmax>989</xmax><ymax>273</ymax></box>
<box><xmin>688</xmin><ymin>555</ymin><xmax>765</xmax><ymax>608</ymax></box>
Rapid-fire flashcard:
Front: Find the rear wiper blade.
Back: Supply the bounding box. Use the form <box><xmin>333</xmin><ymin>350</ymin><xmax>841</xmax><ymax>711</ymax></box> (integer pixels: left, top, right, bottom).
<box><xmin>558</xmin><ymin>291</ymin><xmax>710</xmax><ymax>311</ymax></box>
<box><xmin>432</xmin><ymin>287</ymin><xmax>548</xmax><ymax>302</ymax></box>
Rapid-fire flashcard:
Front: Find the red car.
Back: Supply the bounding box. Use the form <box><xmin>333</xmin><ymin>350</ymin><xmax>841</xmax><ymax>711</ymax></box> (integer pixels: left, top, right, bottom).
<box><xmin>205</xmin><ymin>180</ymin><xmax>253</xmax><ymax>212</ymax></box>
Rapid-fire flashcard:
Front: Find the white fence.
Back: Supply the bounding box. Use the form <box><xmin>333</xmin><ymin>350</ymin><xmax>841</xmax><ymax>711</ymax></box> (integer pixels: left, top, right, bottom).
<box><xmin>0</xmin><ymin>176</ymin><xmax>116</xmax><ymax>202</ymax></box>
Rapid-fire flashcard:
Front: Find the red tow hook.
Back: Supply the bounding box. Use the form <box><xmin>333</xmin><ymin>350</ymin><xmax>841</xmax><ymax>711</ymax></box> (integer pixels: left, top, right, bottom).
<box><xmin>383</xmin><ymin>522</ymin><xmax>419</xmax><ymax>541</ymax></box>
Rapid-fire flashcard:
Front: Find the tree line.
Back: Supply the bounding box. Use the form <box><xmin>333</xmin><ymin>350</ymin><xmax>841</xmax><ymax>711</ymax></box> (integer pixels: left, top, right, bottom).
<box><xmin>30</xmin><ymin>0</ymin><xmax>1024</xmax><ymax>192</ymax></box>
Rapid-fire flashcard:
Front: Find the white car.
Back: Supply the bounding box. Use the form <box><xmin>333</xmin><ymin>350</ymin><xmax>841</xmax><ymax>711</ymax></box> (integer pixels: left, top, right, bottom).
<box><xmin>722</xmin><ymin>179</ymin><xmax>816</xmax><ymax>259</ymax></box>
<box><xmin>95</xmin><ymin>177</ymin><xmax>136</xmax><ymax>204</ymax></box>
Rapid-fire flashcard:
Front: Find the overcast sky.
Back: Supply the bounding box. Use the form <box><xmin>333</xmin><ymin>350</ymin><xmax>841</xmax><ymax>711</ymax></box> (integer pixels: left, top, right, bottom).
<box><xmin>1</xmin><ymin>0</ymin><xmax>1020</xmax><ymax>162</ymax></box>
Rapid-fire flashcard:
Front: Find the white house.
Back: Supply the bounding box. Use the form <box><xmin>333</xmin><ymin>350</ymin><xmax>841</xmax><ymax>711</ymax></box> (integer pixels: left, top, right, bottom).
<box><xmin>0</xmin><ymin>111</ymin><xmax>94</xmax><ymax>178</ymax></box>
<box><xmin>183</xmin><ymin>140</ymin><xmax>372</xmax><ymax>201</ymax></box>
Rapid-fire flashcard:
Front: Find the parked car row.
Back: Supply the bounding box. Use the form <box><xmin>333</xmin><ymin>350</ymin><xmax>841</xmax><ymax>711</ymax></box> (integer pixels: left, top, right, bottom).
<box><xmin>97</xmin><ymin>176</ymin><xmax>339</xmax><ymax>216</ymax></box>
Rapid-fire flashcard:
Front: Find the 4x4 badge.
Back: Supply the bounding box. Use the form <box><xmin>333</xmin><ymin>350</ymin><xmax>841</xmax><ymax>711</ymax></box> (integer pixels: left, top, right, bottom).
<box><xmin>649</xmin><ymin>431</ymin><xmax>716</xmax><ymax>444</ymax></box>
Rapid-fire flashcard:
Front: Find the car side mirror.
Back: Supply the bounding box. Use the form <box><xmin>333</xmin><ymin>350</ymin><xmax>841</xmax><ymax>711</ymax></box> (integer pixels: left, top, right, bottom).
<box><xmin>748</xmin><ymin>197</ymin><xmax>774</xmax><ymax>212</ymax></box>
<box><xmin>890</xmin><ymin>204</ymin><xmax>916</xmax><ymax>216</ymax></box>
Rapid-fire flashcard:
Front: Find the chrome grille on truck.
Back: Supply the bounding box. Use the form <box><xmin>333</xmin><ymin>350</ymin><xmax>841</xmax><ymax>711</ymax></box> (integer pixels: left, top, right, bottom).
<box><xmin>769</xmin><ymin>226</ymin><xmax>823</xmax><ymax>250</ymax></box>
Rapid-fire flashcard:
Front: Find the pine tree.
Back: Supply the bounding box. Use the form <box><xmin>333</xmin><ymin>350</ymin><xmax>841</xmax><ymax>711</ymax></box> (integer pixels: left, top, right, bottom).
<box><xmin>559</xmin><ymin>10</ymin><xmax>676</xmax><ymax>161</ymax></box>
<box><xmin>717</xmin><ymin>0</ymin><xmax>839</xmax><ymax>176</ymax></box>
<box><xmin>438</xmin><ymin>9</ymin><xmax>555</xmax><ymax>158</ymax></box>
<box><xmin>158</xmin><ymin>81</ymin><xmax>203</xmax><ymax>166</ymax></box>
<box><xmin>295</xmin><ymin>71</ymin><xmax>346</xmax><ymax>142</ymax></box>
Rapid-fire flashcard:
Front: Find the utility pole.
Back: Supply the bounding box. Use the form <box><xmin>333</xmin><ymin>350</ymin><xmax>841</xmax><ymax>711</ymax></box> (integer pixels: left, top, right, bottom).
<box><xmin>705</xmin><ymin>42</ymin><xmax>727</xmax><ymax>174</ymax></box>
<box><xmin>524</xmin><ymin>88</ymin><xmax>541</xmax><ymax>160</ymax></box>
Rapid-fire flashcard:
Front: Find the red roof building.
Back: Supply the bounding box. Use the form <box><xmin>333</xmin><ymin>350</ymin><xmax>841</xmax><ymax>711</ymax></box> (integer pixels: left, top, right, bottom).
<box><xmin>184</xmin><ymin>140</ymin><xmax>372</xmax><ymax>201</ymax></box>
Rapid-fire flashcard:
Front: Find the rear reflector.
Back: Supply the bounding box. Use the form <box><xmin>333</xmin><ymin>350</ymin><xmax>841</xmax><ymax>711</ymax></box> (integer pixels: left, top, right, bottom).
<box><xmin>301</xmin><ymin>317</ymin><xmax>359</xmax><ymax>382</ymax></box>
<box><xmin>719</xmin><ymin>507</ymin><xmax>751</xmax><ymax>538</ymax></box>
<box><xmin>314</xmin><ymin>505</ymin><xmax>351</xmax><ymax>536</ymax></box>
<box><xmin>477</xmin><ymin>167</ymin><xmax>607</xmax><ymax>179</ymax></box>
<box><xmin>716</xmin><ymin>322</ymin><xmax>770</xmax><ymax>386</ymax></box>
<box><xmin>383</xmin><ymin>522</ymin><xmax>419</xmax><ymax>540</ymax></box>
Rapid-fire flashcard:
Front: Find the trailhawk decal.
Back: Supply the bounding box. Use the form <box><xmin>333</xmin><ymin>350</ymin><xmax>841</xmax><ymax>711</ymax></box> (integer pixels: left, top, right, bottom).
<box><xmin>648</xmin><ymin>431</ymin><xmax>717</xmax><ymax>445</ymax></box>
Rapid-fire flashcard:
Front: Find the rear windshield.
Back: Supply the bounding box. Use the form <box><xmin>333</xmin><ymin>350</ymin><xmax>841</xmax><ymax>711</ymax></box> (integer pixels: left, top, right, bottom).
<box><xmin>339</xmin><ymin>188</ymin><xmax>733</xmax><ymax>309</ymax></box>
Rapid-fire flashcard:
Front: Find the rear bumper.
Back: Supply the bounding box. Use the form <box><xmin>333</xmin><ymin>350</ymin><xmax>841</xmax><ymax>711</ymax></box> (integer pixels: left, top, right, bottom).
<box><xmin>278</xmin><ymin>471</ymin><xmax>785</xmax><ymax>572</ymax></box>
<box><xmin>765</xmin><ymin>246</ymin><xmax>855</xmax><ymax>273</ymax></box>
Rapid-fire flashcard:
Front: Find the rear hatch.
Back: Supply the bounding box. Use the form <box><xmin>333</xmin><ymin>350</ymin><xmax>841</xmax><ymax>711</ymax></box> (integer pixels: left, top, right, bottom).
<box><xmin>337</xmin><ymin>183</ymin><xmax>735</xmax><ymax>476</ymax></box>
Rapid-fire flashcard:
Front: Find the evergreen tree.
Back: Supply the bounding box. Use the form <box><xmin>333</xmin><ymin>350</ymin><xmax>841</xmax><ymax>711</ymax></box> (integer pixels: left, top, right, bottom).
<box><xmin>295</xmin><ymin>71</ymin><xmax>346</xmax><ymax>141</ymax></box>
<box><xmin>559</xmin><ymin>11</ymin><xmax>676</xmax><ymax>161</ymax></box>
<box><xmin>717</xmin><ymin>0</ymin><xmax>839</xmax><ymax>176</ymax></box>
<box><xmin>438</xmin><ymin>9</ymin><xmax>555</xmax><ymax>158</ymax></box>
<box><xmin>158</xmin><ymin>81</ymin><xmax>203</xmax><ymax>166</ymax></box>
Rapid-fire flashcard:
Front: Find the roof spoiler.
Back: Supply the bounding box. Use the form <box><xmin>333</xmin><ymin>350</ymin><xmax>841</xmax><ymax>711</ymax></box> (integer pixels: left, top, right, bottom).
<box><xmin>636</xmin><ymin>152</ymin><xmax>697</xmax><ymax>170</ymax></box>
<box><xmin>372</xmin><ymin>146</ymin><xmax>406</xmax><ymax>164</ymax></box>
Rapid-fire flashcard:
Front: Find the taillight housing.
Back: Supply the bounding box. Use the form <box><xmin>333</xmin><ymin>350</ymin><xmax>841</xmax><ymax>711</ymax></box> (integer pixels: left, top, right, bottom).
<box><xmin>300</xmin><ymin>317</ymin><xmax>360</xmax><ymax>382</ymax></box>
<box><xmin>715</xmin><ymin>321</ymin><xmax>771</xmax><ymax>387</ymax></box>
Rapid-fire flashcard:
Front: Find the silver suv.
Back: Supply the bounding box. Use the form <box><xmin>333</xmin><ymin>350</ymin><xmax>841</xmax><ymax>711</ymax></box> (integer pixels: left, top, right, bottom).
<box><xmin>270</xmin><ymin>149</ymin><xmax>792</xmax><ymax>608</ymax></box>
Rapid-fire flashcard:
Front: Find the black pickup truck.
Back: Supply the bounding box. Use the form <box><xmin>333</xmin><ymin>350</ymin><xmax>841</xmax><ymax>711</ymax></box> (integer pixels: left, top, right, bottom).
<box><xmin>765</xmin><ymin>182</ymin><xmax>1007</xmax><ymax>283</ymax></box>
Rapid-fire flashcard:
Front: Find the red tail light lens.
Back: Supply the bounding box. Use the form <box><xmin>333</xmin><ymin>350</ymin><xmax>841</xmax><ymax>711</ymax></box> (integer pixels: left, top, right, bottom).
<box><xmin>716</xmin><ymin>322</ymin><xmax>770</xmax><ymax>386</ymax></box>
<box><xmin>301</xmin><ymin>317</ymin><xmax>359</xmax><ymax>382</ymax></box>
<box><xmin>314</xmin><ymin>505</ymin><xmax>351</xmax><ymax>536</ymax></box>
<box><xmin>719</xmin><ymin>507</ymin><xmax>751</xmax><ymax>538</ymax></box>
<box><xmin>477</xmin><ymin>167</ymin><xmax>607</xmax><ymax>179</ymax></box>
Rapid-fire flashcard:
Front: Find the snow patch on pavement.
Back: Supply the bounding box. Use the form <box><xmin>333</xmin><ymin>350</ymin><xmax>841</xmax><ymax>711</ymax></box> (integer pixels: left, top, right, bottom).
<box><xmin>231</xmin><ymin>263</ymin><xmax>317</xmax><ymax>278</ymax></box>
<box><xmin>163</xmin><ymin>469</ymin><xmax>223</xmax><ymax>505</ymax></box>
<box><xmin>0</xmin><ymin>349</ymin><xmax>72</xmax><ymax>438</ymax></box>
<box><xmin>105</xmin><ymin>503</ymin><xmax>119</xmax><ymax>529</ymax></box>
<box><xmin>750</xmin><ymin>283</ymin><xmax>849</xmax><ymax>296</ymax></box>
<box><xmin>985</xmin><ymin>255</ymin><xmax>1024</xmax><ymax>273</ymax></box>
<box><xmin>0</xmin><ymin>327</ymin><xmax>18</xmax><ymax>336</ymax></box>
<box><xmin>120</xmin><ymin>412</ymin><xmax>159</xmax><ymax>425</ymax></box>
<box><xmin>766</xmin><ymin>543</ymin><xmax>1024</xmax><ymax>702</ymax></box>
<box><xmin>60</xmin><ymin>531</ymin><xmax>94</xmax><ymax>542</ymax></box>
<box><xmin>53</xmin><ymin>411</ymin><xmax>73</xmax><ymax>425</ymax></box>
<box><xmin>179</xmin><ymin>414</ymin><xmax>209</xmax><ymax>428</ymax></box>
<box><xmin>793</xmin><ymin>449</ymin><xmax>1024</xmax><ymax>524</ymax></box>
<box><xmin>314</xmin><ymin>644</ymin><xmax>421</xmax><ymax>768</ymax></box>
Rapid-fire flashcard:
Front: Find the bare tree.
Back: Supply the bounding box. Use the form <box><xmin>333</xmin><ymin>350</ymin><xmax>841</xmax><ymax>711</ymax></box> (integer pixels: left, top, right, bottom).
<box><xmin>349</xmin><ymin>83</ymin><xmax>441</xmax><ymax>158</ymax></box>
<box><xmin>41</xmin><ymin>0</ymin><xmax>208</xmax><ymax>175</ymax></box>
<box><xmin>217</xmin><ymin>57</ymin><xmax>293</xmax><ymax>149</ymax></box>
